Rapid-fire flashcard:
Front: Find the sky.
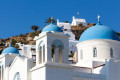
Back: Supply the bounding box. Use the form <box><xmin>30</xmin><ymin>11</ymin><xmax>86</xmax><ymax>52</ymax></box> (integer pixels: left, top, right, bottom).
<box><xmin>0</xmin><ymin>0</ymin><xmax>120</xmax><ymax>38</ymax></box>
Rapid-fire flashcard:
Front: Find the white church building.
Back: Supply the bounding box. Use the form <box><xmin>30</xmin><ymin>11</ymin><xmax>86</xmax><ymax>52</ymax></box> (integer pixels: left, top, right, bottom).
<box><xmin>57</xmin><ymin>18</ymin><xmax>78</xmax><ymax>55</ymax></box>
<box><xmin>57</xmin><ymin>15</ymin><xmax>88</xmax><ymax>55</ymax></box>
<box><xmin>0</xmin><ymin>17</ymin><xmax>120</xmax><ymax>80</ymax></box>
<box><xmin>71</xmin><ymin>16</ymin><xmax>87</xmax><ymax>26</ymax></box>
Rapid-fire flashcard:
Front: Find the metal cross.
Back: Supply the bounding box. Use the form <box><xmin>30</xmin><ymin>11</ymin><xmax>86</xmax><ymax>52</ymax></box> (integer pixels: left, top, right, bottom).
<box><xmin>97</xmin><ymin>15</ymin><xmax>100</xmax><ymax>22</ymax></box>
<box><xmin>51</xmin><ymin>17</ymin><xmax>53</xmax><ymax>20</ymax></box>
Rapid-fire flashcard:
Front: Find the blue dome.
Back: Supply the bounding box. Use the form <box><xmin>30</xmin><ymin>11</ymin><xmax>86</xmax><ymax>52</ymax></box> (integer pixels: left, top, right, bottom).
<box><xmin>2</xmin><ymin>44</ymin><xmax>19</xmax><ymax>54</ymax></box>
<box><xmin>79</xmin><ymin>24</ymin><xmax>120</xmax><ymax>42</ymax></box>
<box><xmin>42</xmin><ymin>23</ymin><xmax>63</xmax><ymax>32</ymax></box>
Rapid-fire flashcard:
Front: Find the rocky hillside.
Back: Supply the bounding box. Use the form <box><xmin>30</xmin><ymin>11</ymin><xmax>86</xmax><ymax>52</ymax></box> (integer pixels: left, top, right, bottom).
<box><xmin>71</xmin><ymin>24</ymin><xmax>120</xmax><ymax>40</ymax></box>
<box><xmin>71</xmin><ymin>23</ymin><xmax>96</xmax><ymax>40</ymax></box>
<box><xmin>0</xmin><ymin>23</ymin><xmax>120</xmax><ymax>53</ymax></box>
<box><xmin>0</xmin><ymin>30</ymin><xmax>42</xmax><ymax>53</ymax></box>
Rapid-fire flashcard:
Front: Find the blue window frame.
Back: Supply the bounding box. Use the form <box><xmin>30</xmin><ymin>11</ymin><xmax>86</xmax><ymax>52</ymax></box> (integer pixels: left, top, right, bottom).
<box><xmin>14</xmin><ymin>72</ymin><xmax>21</xmax><ymax>80</ymax></box>
<box><xmin>93</xmin><ymin>48</ymin><xmax>97</xmax><ymax>57</ymax></box>
<box><xmin>110</xmin><ymin>48</ymin><xmax>113</xmax><ymax>58</ymax></box>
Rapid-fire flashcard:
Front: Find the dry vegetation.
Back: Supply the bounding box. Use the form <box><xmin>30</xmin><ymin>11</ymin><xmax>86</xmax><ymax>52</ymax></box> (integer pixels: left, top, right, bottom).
<box><xmin>0</xmin><ymin>23</ymin><xmax>120</xmax><ymax>54</ymax></box>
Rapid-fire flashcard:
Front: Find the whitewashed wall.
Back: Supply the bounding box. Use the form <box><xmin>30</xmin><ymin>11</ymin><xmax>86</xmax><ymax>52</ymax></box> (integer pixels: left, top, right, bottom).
<box><xmin>77</xmin><ymin>39</ymin><xmax>120</xmax><ymax>65</ymax></box>
<box><xmin>8</xmin><ymin>57</ymin><xmax>33</xmax><ymax>80</ymax></box>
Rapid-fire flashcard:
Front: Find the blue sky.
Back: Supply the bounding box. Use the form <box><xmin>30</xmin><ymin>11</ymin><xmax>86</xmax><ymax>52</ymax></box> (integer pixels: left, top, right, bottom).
<box><xmin>0</xmin><ymin>0</ymin><xmax>120</xmax><ymax>38</ymax></box>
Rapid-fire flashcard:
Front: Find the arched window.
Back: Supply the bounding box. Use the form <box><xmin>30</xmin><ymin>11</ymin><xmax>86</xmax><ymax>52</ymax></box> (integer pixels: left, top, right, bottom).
<box><xmin>58</xmin><ymin>46</ymin><xmax>62</xmax><ymax>63</ymax></box>
<box><xmin>51</xmin><ymin>40</ymin><xmax>64</xmax><ymax>63</ymax></box>
<box><xmin>38</xmin><ymin>41</ymin><xmax>45</xmax><ymax>64</ymax></box>
<box><xmin>14</xmin><ymin>72</ymin><xmax>21</xmax><ymax>80</ymax></box>
<box><xmin>93</xmin><ymin>48</ymin><xmax>97</xmax><ymax>57</ymax></box>
<box><xmin>80</xmin><ymin>50</ymin><xmax>83</xmax><ymax>59</ymax></box>
<box><xmin>43</xmin><ymin>45</ymin><xmax>45</xmax><ymax>62</ymax></box>
<box><xmin>51</xmin><ymin>45</ymin><xmax>55</xmax><ymax>62</ymax></box>
<box><xmin>52</xmin><ymin>40</ymin><xmax>64</xmax><ymax>49</ymax></box>
<box><xmin>110</xmin><ymin>48</ymin><xmax>113</xmax><ymax>58</ymax></box>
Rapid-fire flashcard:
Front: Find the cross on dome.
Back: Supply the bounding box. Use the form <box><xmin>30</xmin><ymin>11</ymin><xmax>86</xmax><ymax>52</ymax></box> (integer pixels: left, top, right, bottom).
<box><xmin>97</xmin><ymin>15</ymin><xmax>102</xmax><ymax>25</ymax></box>
<box><xmin>51</xmin><ymin>17</ymin><xmax>53</xmax><ymax>20</ymax></box>
<box><xmin>97</xmin><ymin>15</ymin><xmax>100</xmax><ymax>23</ymax></box>
<box><xmin>50</xmin><ymin>17</ymin><xmax>54</xmax><ymax>24</ymax></box>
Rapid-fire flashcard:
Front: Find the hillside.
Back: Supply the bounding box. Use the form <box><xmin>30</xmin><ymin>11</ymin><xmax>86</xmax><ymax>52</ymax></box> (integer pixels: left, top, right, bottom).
<box><xmin>71</xmin><ymin>23</ymin><xmax>96</xmax><ymax>40</ymax></box>
<box><xmin>0</xmin><ymin>23</ymin><xmax>120</xmax><ymax>53</ymax></box>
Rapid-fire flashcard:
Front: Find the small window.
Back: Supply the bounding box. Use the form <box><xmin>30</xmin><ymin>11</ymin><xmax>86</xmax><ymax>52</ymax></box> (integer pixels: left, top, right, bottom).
<box><xmin>14</xmin><ymin>72</ymin><xmax>21</xmax><ymax>80</ymax></box>
<box><xmin>70</xmin><ymin>51</ymin><xmax>73</xmax><ymax>54</ymax></box>
<box><xmin>32</xmin><ymin>55</ymin><xmax>36</xmax><ymax>62</ymax></box>
<box><xmin>110</xmin><ymin>48</ymin><xmax>113</xmax><ymax>58</ymax></box>
<box><xmin>93</xmin><ymin>48</ymin><xmax>97</xmax><ymax>57</ymax></box>
<box><xmin>64</xmin><ymin>29</ymin><xmax>67</xmax><ymax>31</ymax></box>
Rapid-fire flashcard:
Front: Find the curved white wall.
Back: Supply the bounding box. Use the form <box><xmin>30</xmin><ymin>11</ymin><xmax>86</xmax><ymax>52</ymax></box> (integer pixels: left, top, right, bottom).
<box><xmin>76</xmin><ymin>39</ymin><xmax>120</xmax><ymax>63</ymax></box>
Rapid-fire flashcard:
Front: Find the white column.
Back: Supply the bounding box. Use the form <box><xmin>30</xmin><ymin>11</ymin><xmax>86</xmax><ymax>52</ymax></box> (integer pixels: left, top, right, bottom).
<box><xmin>43</xmin><ymin>46</ymin><xmax>45</xmax><ymax>63</ymax></box>
<box><xmin>46</xmin><ymin>46</ymin><xmax>52</xmax><ymax>62</ymax></box>
<box><xmin>55</xmin><ymin>48</ymin><xmax>59</xmax><ymax>63</ymax></box>
<box><xmin>62</xmin><ymin>49</ymin><xmax>69</xmax><ymax>63</ymax></box>
<box><xmin>45</xmin><ymin>46</ymin><xmax>47</xmax><ymax>62</ymax></box>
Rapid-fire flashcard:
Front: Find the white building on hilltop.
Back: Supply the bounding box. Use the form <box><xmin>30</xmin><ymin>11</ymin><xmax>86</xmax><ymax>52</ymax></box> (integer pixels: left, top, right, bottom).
<box><xmin>57</xmin><ymin>19</ymin><xmax>75</xmax><ymax>40</ymax></box>
<box><xmin>57</xmin><ymin>19</ymin><xmax>78</xmax><ymax>55</ymax></box>
<box><xmin>71</xmin><ymin>16</ymin><xmax>87</xmax><ymax>26</ymax></box>
<box><xmin>57</xmin><ymin>15</ymin><xmax>87</xmax><ymax>55</ymax></box>
<box><xmin>0</xmin><ymin>17</ymin><xmax>120</xmax><ymax>80</ymax></box>
<box><xmin>16</xmin><ymin>43</ymin><xmax>36</xmax><ymax>62</ymax></box>
<box><xmin>57</xmin><ymin>15</ymin><xmax>87</xmax><ymax>27</ymax></box>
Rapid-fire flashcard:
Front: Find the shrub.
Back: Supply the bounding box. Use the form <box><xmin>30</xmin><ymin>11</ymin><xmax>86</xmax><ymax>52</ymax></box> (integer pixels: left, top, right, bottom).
<box><xmin>78</xmin><ymin>23</ymin><xmax>83</xmax><ymax>26</ymax></box>
<box><xmin>19</xmin><ymin>34</ymin><xmax>26</xmax><ymax>37</ymax></box>
<box><xmin>29</xmin><ymin>32</ymin><xmax>38</xmax><ymax>38</ymax></box>
<box><xmin>15</xmin><ymin>44</ymin><xmax>19</xmax><ymax>48</ymax></box>
<box><xmin>11</xmin><ymin>39</ymin><xmax>17</xmax><ymax>45</ymax></box>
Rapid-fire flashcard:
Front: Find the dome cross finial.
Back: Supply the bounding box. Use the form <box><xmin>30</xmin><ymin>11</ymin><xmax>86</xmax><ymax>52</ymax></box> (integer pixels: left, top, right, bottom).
<box><xmin>97</xmin><ymin>15</ymin><xmax>102</xmax><ymax>25</ymax></box>
<box><xmin>51</xmin><ymin>17</ymin><xmax>53</xmax><ymax>20</ymax></box>
<box><xmin>50</xmin><ymin>17</ymin><xmax>54</xmax><ymax>24</ymax></box>
<box><xmin>97</xmin><ymin>15</ymin><xmax>100</xmax><ymax>23</ymax></box>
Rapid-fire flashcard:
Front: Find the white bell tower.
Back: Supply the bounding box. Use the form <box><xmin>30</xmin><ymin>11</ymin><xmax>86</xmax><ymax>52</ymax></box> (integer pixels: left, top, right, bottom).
<box><xmin>31</xmin><ymin>25</ymin><xmax>73</xmax><ymax>80</ymax></box>
<box><xmin>34</xmin><ymin>32</ymin><xmax>70</xmax><ymax>65</ymax></box>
